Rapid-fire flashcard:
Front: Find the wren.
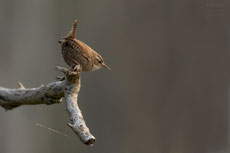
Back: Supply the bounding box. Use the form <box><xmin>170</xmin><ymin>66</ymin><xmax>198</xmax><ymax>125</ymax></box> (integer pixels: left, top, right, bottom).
<box><xmin>59</xmin><ymin>20</ymin><xmax>110</xmax><ymax>72</ymax></box>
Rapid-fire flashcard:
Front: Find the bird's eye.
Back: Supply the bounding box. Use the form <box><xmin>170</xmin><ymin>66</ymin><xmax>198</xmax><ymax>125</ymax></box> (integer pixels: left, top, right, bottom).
<box><xmin>96</xmin><ymin>56</ymin><xmax>103</xmax><ymax>64</ymax></box>
<box><xmin>63</xmin><ymin>42</ymin><xmax>68</xmax><ymax>47</ymax></box>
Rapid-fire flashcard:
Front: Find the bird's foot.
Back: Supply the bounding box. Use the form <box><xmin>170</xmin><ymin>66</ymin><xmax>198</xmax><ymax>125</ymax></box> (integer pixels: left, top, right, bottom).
<box><xmin>73</xmin><ymin>64</ymin><xmax>82</xmax><ymax>72</ymax></box>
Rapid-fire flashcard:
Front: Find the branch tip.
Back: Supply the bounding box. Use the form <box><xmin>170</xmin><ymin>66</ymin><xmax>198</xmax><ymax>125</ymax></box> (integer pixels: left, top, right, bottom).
<box><xmin>67</xmin><ymin>123</ymin><xmax>73</xmax><ymax>128</ymax></box>
<box><xmin>85</xmin><ymin>138</ymin><xmax>96</xmax><ymax>146</ymax></box>
<box><xmin>56</xmin><ymin>66</ymin><xmax>69</xmax><ymax>73</ymax></box>
<box><xmin>18</xmin><ymin>81</ymin><xmax>25</xmax><ymax>89</ymax></box>
<box><xmin>56</xmin><ymin>76</ymin><xmax>65</xmax><ymax>81</ymax></box>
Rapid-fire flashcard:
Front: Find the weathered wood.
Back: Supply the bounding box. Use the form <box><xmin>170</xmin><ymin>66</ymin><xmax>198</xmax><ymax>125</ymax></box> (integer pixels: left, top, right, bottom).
<box><xmin>0</xmin><ymin>66</ymin><xmax>95</xmax><ymax>145</ymax></box>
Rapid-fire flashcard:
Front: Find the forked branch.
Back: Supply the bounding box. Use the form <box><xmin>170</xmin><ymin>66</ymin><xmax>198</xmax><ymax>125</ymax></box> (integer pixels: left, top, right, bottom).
<box><xmin>0</xmin><ymin>66</ymin><xmax>96</xmax><ymax>145</ymax></box>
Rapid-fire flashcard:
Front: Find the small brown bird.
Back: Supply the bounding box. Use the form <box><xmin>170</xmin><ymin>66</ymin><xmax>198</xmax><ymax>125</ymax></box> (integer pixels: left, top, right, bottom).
<box><xmin>59</xmin><ymin>20</ymin><xmax>110</xmax><ymax>72</ymax></box>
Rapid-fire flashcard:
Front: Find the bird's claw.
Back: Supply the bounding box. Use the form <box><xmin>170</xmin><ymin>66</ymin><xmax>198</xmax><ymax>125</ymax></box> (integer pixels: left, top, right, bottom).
<box><xmin>73</xmin><ymin>65</ymin><xmax>82</xmax><ymax>72</ymax></box>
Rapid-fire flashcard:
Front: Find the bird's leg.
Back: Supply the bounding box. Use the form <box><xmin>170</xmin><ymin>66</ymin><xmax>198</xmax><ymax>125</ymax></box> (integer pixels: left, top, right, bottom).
<box><xmin>66</xmin><ymin>56</ymin><xmax>82</xmax><ymax>72</ymax></box>
<box><xmin>73</xmin><ymin>63</ymin><xmax>82</xmax><ymax>72</ymax></box>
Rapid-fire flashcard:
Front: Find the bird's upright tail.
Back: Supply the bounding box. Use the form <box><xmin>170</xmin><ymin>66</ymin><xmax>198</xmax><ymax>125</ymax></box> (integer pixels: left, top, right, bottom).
<box><xmin>66</xmin><ymin>19</ymin><xmax>78</xmax><ymax>39</ymax></box>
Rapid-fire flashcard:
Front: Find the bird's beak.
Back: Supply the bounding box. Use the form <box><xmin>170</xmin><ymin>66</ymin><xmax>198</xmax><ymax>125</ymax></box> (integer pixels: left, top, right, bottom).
<box><xmin>103</xmin><ymin>64</ymin><xmax>111</xmax><ymax>70</ymax></box>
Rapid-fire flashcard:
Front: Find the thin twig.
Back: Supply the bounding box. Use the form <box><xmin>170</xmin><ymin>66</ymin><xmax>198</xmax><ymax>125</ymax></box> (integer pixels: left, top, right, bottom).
<box><xmin>35</xmin><ymin>123</ymin><xmax>68</xmax><ymax>137</ymax></box>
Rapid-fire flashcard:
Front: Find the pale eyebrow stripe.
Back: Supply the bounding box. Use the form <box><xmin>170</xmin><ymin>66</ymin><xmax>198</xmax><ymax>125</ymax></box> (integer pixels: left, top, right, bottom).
<box><xmin>35</xmin><ymin>123</ymin><xmax>68</xmax><ymax>137</ymax></box>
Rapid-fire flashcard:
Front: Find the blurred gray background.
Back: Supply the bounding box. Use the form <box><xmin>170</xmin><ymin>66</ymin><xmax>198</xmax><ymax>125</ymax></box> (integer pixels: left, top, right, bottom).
<box><xmin>0</xmin><ymin>0</ymin><xmax>229</xmax><ymax>153</ymax></box>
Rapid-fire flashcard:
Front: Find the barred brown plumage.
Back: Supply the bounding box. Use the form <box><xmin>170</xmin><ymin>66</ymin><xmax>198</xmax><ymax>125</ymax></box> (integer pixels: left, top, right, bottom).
<box><xmin>59</xmin><ymin>20</ymin><xmax>110</xmax><ymax>72</ymax></box>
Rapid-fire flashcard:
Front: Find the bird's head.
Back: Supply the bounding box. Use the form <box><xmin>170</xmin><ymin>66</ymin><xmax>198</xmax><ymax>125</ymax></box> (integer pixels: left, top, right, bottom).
<box><xmin>92</xmin><ymin>53</ymin><xmax>110</xmax><ymax>71</ymax></box>
<box><xmin>58</xmin><ymin>38</ymin><xmax>67</xmax><ymax>46</ymax></box>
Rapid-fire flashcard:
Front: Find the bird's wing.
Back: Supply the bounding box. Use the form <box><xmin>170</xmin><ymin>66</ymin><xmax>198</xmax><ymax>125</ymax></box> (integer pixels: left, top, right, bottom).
<box><xmin>65</xmin><ymin>38</ymin><xmax>89</xmax><ymax>60</ymax></box>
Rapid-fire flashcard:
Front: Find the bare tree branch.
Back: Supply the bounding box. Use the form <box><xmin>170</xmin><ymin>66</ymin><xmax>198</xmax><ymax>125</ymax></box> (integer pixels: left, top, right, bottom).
<box><xmin>0</xmin><ymin>66</ymin><xmax>96</xmax><ymax>145</ymax></box>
